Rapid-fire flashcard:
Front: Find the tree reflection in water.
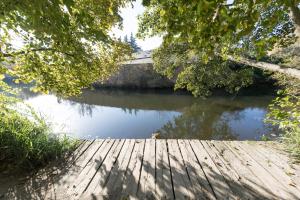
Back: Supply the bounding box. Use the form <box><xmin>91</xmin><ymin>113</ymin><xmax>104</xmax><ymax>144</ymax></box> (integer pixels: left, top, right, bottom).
<box><xmin>158</xmin><ymin>102</ymin><xmax>276</xmax><ymax>140</ymax></box>
<box><xmin>67</xmin><ymin>102</ymin><xmax>95</xmax><ymax>117</ymax></box>
<box><xmin>157</xmin><ymin>103</ymin><xmax>238</xmax><ymax>140</ymax></box>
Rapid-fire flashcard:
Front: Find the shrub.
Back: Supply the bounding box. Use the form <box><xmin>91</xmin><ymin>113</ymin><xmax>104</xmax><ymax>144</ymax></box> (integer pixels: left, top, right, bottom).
<box><xmin>0</xmin><ymin>103</ymin><xmax>77</xmax><ymax>171</ymax></box>
<box><xmin>266</xmin><ymin>74</ymin><xmax>300</xmax><ymax>161</ymax></box>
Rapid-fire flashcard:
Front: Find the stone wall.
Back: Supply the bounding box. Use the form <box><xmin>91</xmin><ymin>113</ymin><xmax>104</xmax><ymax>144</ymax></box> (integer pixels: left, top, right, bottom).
<box><xmin>95</xmin><ymin>63</ymin><xmax>174</xmax><ymax>88</ymax></box>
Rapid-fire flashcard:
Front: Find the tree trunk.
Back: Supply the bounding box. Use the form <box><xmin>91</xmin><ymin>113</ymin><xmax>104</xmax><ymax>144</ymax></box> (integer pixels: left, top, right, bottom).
<box><xmin>227</xmin><ymin>56</ymin><xmax>300</xmax><ymax>80</ymax></box>
<box><xmin>290</xmin><ymin>1</ymin><xmax>300</xmax><ymax>41</ymax></box>
<box><xmin>229</xmin><ymin>3</ymin><xmax>300</xmax><ymax>80</ymax></box>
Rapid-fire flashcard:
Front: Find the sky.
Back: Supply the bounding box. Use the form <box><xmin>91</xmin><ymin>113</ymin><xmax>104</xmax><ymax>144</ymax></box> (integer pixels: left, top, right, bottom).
<box><xmin>112</xmin><ymin>0</ymin><xmax>162</xmax><ymax>51</ymax></box>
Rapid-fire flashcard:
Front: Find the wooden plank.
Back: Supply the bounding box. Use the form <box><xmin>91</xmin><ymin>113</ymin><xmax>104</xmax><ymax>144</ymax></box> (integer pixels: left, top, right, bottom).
<box><xmin>67</xmin><ymin>140</ymin><xmax>93</xmax><ymax>164</ymax></box>
<box><xmin>137</xmin><ymin>139</ymin><xmax>156</xmax><ymax>199</ymax></box>
<box><xmin>178</xmin><ymin>140</ymin><xmax>215</xmax><ymax>199</ymax></box>
<box><xmin>75</xmin><ymin>139</ymin><xmax>123</xmax><ymax>196</ymax></box>
<box><xmin>68</xmin><ymin>139</ymin><xmax>115</xmax><ymax>198</ymax></box>
<box><xmin>74</xmin><ymin>140</ymin><xmax>87</xmax><ymax>153</ymax></box>
<box><xmin>74</xmin><ymin>140</ymin><xmax>106</xmax><ymax>170</ymax></box>
<box><xmin>45</xmin><ymin>140</ymin><xmax>99</xmax><ymax>199</ymax></box>
<box><xmin>155</xmin><ymin>139</ymin><xmax>174</xmax><ymax>199</ymax></box>
<box><xmin>99</xmin><ymin>139</ymin><xmax>136</xmax><ymax>198</ymax></box>
<box><xmin>203</xmin><ymin>140</ymin><xmax>270</xmax><ymax>199</ymax></box>
<box><xmin>233</xmin><ymin>141</ymin><xmax>300</xmax><ymax>197</ymax></box>
<box><xmin>68</xmin><ymin>140</ymin><xmax>86</xmax><ymax>161</ymax></box>
<box><xmin>247</xmin><ymin>141</ymin><xmax>300</xmax><ymax>185</ymax></box>
<box><xmin>34</xmin><ymin>139</ymin><xmax>300</xmax><ymax>200</ymax></box>
<box><xmin>252</xmin><ymin>142</ymin><xmax>300</xmax><ymax>194</ymax></box>
<box><xmin>118</xmin><ymin>139</ymin><xmax>145</xmax><ymax>199</ymax></box>
<box><xmin>57</xmin><ymin>140</ymin><xmax>103</xmax><ymax>188</ymax></box>
<box><xmin>189</xmin><ymin>140</ymin><xmax>235</xmax><ymax>199</ymax></box>
<box><xmin>167</xmin><ymin>139</ymin><xmax>194</xmax><ymax>199</ymax></box>
<box><xmin>63</xmin><ymin>139</ymin><xmax>106</xmax><ymax>188</ymax></box>
<box><xmin>82</xmin><ymin>139</ymin><xmax>126</xmax><ymax>195</ymax></box>
<box><xmin>225</xmin><ymin>141</ymin><xmax>298</xmax><ymax>199</ymax></box>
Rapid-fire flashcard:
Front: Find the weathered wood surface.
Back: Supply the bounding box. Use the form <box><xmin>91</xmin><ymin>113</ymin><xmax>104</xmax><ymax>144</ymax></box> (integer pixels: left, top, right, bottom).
<box><xmin>1</xmin><ymin>140</ymin><xmax>300</xmax><ymax>200</ymax></box>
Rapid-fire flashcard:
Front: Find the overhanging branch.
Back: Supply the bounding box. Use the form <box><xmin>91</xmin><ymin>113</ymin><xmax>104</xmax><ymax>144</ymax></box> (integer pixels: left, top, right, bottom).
<box><xmin>227</xmin><ymin>55</ymin><xmax>300</xmax><ymax>80</ymax></box>
<box><xmin>1</xmin><ymin>48</ymin><xmax>74</xmax><ymax>57</ymax></box>
<box><xmin>132</xmin><ymin>52</ymin><xmax>300</xmax><ymax>79</ymax></box>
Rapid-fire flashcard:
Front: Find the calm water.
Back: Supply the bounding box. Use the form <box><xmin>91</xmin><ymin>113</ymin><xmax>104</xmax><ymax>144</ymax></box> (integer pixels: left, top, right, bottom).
<box><xmin>19</xmin><ymin>88</ymin><xmax>277</xmax><ymax>140</ymax></box>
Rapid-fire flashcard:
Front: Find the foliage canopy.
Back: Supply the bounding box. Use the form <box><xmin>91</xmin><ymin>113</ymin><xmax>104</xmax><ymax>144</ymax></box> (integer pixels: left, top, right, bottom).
<box><xmin>139</xmin><ymin>0</ymin><xmax>298</xmax><ymax>58</ymax></box>
<box><xmin>138</xmin><ymin>0</ymin><xmax>299</xmax><ymax>96</ymax></box>
<box><xmin>0</xmin><ymin>0</ymin><xmax>131</xmax><ymax>96</ymax></box>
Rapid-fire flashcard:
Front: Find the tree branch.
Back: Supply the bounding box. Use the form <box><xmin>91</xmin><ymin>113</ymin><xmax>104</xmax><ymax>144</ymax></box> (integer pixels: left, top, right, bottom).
<box><xmin>1</xmin><ymin>48</ymin><xmax>74</xmax><ymax>57</ymax></box>
<box><xmin>227</xmin><ymin>55</ymin><xmax>300</xmax><ymax>80</ymax></box>
<box><xmin>142</xmin><ymin>53</ymin><xmax>300</xmax><ymax>80</ymax></box>
<box><xmin>289</xmin><ymin>1</ymin><xmax>300</xmax><ymax>38</ymax></box>
<box><xmin>290</xmin><ymin>1</ymin><xmax>300</xmax><ymax>27</ymax></box>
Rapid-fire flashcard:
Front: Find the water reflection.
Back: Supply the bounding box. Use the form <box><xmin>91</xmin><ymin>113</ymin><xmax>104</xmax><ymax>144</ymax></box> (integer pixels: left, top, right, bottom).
<box><xmin>158</xmin><ymin>103</ymin><xmax>275</xmax><ymax>140</ymax></box>
<box><xmin>19</xmin><ymin>88</ymin><xmax>277</xmax><ymax>140</ymax></box>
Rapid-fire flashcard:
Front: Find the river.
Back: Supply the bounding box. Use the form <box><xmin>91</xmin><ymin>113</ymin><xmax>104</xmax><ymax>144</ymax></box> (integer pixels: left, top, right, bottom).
<box><xmin>18</xmin><ymin>88</ymin><xmax>278</xmax><ymax>140</ymax></box>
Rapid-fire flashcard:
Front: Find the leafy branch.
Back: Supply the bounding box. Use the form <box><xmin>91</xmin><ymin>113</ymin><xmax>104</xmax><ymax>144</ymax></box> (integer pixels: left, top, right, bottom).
<box><xmin>1</xmin><ymin>48</ymin><xmax>75</xmax><ymax>58</ymax></box>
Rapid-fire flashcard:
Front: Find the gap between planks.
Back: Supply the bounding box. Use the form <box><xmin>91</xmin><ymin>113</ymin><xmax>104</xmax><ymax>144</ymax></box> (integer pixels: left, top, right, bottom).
<box><xmin>49</xmin><ymin>139</ymin><xmax>300</xmax><ymax>200</ymax></box>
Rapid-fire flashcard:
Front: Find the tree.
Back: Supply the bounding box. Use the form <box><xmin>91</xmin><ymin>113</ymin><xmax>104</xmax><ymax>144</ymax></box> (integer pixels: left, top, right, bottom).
<box><xmin>124</xmin><ymin>35</ymin><xmax>129</xmax><ymax>43</ymax></box>
<box><xmin>138</xmin><ymin>0</ymin><xmax>300</xmax><ymax>157</ymax></box>
<box><xmin>123</xmin><ymin>33</ymin><xmax>142</xmax><ymax>52</ymax></box>
<box><xmin>150</xmin><ymin>43</ymin><xmax>254</xmax><ymax>97</ymax></box>
<box><xmin>138</xmin><ymin>0</ymin><xmax>300</xmax><ymax>79</ymax></box>
<box><xmin>0</xmin><ymin>0</ymin><xmax>133</xmax><ymax>170</ymax></box>
<box><xmin>137</xmin><ymin>0</ymin><xmax>300</xmax><ymax>96</ymax></box>
<box><xmin>129</xmin><ymin>32</ymin><xmax>142</xmax><ymax>52</ymax></box>
<box><xmin>0</xmin><ymin>0</ymin><xmax>131</xmax><ymax>97</ymax></box>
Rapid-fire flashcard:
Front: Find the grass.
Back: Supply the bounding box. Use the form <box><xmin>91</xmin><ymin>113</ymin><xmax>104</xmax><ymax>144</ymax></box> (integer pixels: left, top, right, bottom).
<box><xmin>0</xmin><ymin>105</ymin><xmax>78</xmax><ymax>171</ymax></box>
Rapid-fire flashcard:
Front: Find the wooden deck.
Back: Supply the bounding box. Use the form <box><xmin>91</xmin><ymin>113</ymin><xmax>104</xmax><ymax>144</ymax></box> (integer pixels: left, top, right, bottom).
<box><xmin>2</xmin><ymin>139</ymin><xmax>300</xmax><ymax>199</ymax></box>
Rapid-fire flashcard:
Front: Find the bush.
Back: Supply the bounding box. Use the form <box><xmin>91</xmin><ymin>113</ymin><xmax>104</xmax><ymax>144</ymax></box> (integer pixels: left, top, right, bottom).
<box><xmin>266</xmin><ymin>72</ymin><xmax>300</xmax><ymax>161</ymax></box>
<box><xmin>0</xmin><ymin>105</ymin><xmax>77</xmax><ymax>171</ymax></box>
<box><xmin>266</xmin><ymin>94</ymin><xmax>300</xmax><ymax>160</ymax></box>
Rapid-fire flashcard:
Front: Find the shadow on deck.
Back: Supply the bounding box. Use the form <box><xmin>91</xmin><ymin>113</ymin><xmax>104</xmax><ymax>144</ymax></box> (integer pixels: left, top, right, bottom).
<box><xmin>1</xmin><ymin>140</ymin><xmax>300</xmax><ymax>200</ymax></box>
